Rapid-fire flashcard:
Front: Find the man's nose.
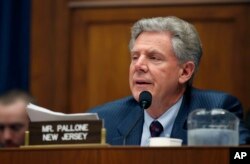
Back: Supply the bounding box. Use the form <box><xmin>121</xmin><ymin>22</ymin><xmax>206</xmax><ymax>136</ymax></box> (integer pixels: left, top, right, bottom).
<box><xmin>134</xmin><ymin>56</ymin><xmax>148</xmax><ymax>72</ymax></box>
<box><xmin>3</xmin><ymin>129</ymin><xmax>13</xmax><ymax>140</ymax></box>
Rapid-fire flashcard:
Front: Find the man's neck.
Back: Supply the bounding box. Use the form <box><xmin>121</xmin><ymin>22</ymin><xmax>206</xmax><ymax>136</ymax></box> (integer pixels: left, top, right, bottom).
<box><xmin>147</xmin><ymin>87</ymin><xmax>186</xmax><ymax>119</ymax></box>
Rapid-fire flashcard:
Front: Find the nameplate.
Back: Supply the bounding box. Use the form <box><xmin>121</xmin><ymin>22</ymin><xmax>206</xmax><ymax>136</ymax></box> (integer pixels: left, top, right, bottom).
<box><xmin>28</xmin><ymin>120</ymin><xmax>102</xmax><ymax>145</ymax></box>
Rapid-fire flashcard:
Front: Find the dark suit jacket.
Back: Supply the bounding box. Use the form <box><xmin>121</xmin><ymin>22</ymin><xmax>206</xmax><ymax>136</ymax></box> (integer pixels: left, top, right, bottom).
<box><xmin>89</xmin><ymin>87</ymin><xmax>250</xmax><ymax>145</ymax></box>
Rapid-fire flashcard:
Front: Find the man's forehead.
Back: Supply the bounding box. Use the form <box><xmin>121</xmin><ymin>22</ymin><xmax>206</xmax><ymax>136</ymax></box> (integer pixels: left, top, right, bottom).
<box><xmin>0</xmin><ymin>100</ymin><xmax>27</xmax><ymax>115</ymax></box>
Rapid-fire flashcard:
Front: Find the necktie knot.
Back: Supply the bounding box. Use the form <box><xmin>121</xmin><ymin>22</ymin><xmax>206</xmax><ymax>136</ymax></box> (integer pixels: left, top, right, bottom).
<box><xmin>149</xmin><ymin>120</ymin><xmax>163</xmax><ymax>137</ymax></box>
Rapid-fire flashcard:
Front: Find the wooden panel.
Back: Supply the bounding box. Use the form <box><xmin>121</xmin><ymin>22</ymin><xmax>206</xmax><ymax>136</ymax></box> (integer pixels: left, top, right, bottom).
<box><xmin>70</xmin><ymin>4</ymin><xmax>250</xmax><ymax>112</ymax></box>
<box><xmin>87</xmin><ymin>24</ymin><xmax>131</xmax><ymax>106</ymax></box>
<box><xmin>70</xmin><ymin>15</ymin><xmax>132</xmax><ymax>112</ymax></box>
<box><xmin>69</xmin><ymin>0</ymin><xmax>250</xmax><ymax>7</ymax></box>
<box><xmin>31</xmin><ymin>0</ymin><xmax>55</xmax><ymax>108</ymax></box>
<box><xmin>0</xmin><ymin>147</ymin><xmax>229</xmax><ymax>164</ymax></box>
<box><xmin>31</xmin><ymin>0</ymin><xmax>70</xmax><ymax>112</ymax></box>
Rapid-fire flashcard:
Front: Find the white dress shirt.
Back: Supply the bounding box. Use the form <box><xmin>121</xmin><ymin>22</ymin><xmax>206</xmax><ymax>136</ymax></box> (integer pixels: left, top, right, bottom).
<box><xmin>140</xmin><ymin>96</ymin><xmax>183</xmax><ymax>146</ymax></box>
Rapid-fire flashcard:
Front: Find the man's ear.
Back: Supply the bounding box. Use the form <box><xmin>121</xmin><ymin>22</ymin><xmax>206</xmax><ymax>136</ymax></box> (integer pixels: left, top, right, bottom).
<box><xmin>178</xmin><ymin>61</ymin><xmax>195</xmax><ymax>84</ymax></box>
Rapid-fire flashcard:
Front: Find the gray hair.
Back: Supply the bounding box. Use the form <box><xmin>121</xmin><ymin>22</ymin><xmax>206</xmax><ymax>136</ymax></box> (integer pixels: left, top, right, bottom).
<box><xmin>129</xmin><ymin>16</ymin><xmax>202</xmax><ymax>84</ymax></box>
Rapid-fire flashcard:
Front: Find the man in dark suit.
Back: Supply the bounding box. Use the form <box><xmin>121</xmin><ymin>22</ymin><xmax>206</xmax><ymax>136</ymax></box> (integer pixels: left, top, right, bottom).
<box><xmin>89</xmin><ymin>16</ymin><xmax>250</xmax><ymax>145</ymax></box>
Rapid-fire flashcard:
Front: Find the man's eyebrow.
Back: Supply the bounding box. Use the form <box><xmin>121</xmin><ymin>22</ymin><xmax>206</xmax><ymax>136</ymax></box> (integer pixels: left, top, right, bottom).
<box><xmin>131</xmin><ymin>49</ymin><xmax>138</xmax><ymax>52</ymax></box>
<box><xmin>147</xmin><ymin>49</ymin><xmax>164</xmax><ymax>55</ymax></box>
<box><xmin>148</xmin><ymin>49</ymin><xmax>158</xmax><ymax>53</ymax></box>
<box><xmin>130</xmin><ymin>50</ymin><xmax>139</xmax><ymax>54</ymax></box>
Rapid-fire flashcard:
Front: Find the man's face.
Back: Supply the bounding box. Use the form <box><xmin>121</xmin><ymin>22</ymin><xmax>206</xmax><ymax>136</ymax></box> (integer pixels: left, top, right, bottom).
<box><xmin>129</xmin><ymin>31</ymin><xmax>183</xmax><ymax>104</ymax></box>
<box><xmin>0</xmin><ymin>100</ymin><xmax>29</xmax><ymax>147</ymax></box>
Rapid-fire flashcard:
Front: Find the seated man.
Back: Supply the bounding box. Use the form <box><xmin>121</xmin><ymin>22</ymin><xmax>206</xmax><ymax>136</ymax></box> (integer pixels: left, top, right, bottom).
<box><xmin>89</xmin><ymin>16</ymin><xmax>250</xmax><ymax>145</ymax></box>
<box><xmin>0</xmin><ymin>90</ymin><xmax>33</xmax><ymax>147</ymax></box>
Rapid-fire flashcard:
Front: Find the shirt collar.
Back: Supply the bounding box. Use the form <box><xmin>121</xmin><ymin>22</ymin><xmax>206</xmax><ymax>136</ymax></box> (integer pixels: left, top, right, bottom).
<box><xmin>144</xmin><ymin>96</ymin><xmax>183</xmax><ymax>134</ymax></box>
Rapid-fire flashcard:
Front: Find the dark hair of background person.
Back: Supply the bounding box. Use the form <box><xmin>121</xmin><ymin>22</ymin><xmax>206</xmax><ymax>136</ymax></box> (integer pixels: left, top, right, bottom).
<box><xmin>0</xmin><ymin>89</ymin><xmax>35</xmax><ymax>105</ymax></box>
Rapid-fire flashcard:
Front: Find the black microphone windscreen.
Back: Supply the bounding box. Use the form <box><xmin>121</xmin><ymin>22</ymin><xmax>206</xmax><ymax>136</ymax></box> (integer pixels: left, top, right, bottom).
<box><xmin>139</xmin><ymin>91</ymin><xmax>152</xmax><ymax>109</ymax></box>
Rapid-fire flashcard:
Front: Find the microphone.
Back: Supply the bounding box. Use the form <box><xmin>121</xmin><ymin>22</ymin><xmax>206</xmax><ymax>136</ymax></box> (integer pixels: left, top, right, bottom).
<box><xmin>139</xmin><ymin>91</ymin><xmax>152</xmax><ymax>109</ymax></box>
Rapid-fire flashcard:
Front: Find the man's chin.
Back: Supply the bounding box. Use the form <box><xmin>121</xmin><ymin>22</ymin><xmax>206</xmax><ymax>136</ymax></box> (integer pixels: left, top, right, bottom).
<box><xmin>132</xmin><ymin>89</ymin><xmax>153</xmax><ymax>101</ymax></box>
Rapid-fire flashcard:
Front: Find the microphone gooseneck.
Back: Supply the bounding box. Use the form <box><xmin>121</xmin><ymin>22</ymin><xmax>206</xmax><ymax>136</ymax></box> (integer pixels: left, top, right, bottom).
<box><xmin>139</xmin><ymin>91</ymin><xmax>152</xmax><ymax>110</ymax></box>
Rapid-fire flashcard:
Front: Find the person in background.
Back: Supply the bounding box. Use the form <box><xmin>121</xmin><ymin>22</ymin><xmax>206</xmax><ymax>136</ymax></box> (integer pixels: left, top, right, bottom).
<box><xmin>89</xmin><ymin>16</ymin><xmax>250</xmax><ymax>145</ymax></box>
<box><xmin>0</xmin><ymin>90</ymin><xmax>34</xmax><ymax>147</ymax></box>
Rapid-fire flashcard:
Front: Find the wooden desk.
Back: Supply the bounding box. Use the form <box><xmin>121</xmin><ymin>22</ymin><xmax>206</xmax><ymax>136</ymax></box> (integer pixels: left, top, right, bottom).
<box><xmin>0</xmin><ymin>146</ymin><xmax>232</xmax><ymax>164</ymax></box>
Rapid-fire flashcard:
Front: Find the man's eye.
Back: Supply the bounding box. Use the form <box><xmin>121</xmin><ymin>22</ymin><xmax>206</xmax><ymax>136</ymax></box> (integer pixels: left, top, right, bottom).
<box><xmin>150</xmin><ymin>56</ymin><xmax>160</xmax><ymax>60</ymax></box>
<box><xmin>131</xmin><ymin>55</ymin><xmax>138</xmax><ymax>60</ymax></box>
<box><xmin>9</xmin><ymin>124</ymin><xmax>24</xmax><ymax>132</ymax></box>
<box><xmin>0</xmin><ymin>124</ymin><xmax>4</xmax><ymax>131</ymax></box>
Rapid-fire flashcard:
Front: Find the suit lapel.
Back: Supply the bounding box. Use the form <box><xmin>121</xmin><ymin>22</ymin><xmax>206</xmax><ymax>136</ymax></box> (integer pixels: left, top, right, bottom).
<box><xmin>112</xmin><ymin>105</ymin><xmax>144</xmax><ymax>145</ymax></box>
<box><xmin>171</xmin><ymin>87</ymin><xmax>192</xmax><ymax>144</ymax></box>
